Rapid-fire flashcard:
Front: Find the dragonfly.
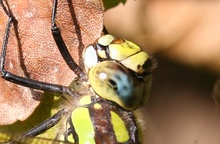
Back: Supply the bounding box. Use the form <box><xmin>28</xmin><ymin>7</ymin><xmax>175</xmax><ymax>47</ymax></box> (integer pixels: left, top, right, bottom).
<box><xmin>0</xmin><ymin>0</ymin><xmax>154</xmax><ymax>143</ymax></box>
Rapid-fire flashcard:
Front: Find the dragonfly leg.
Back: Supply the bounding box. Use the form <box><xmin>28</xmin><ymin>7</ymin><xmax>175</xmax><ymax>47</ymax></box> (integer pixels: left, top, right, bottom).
<box><xmin>51</xmin><ymin>0</ymin><xmax>84</xmax><ymax>77</ymax></box>
<box><xmin>0</xmin><ymin>1</ymin><xmax>75</xmax><ymax>96</ymax></box>
<box><xmin>22</xmin><ymin>109</ymin><xmax>64</xmax><ymax>137</ymax></box>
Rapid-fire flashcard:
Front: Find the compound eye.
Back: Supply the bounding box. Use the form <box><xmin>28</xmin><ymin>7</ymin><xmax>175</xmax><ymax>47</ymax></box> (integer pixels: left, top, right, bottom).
<box><xmin>89</xmin><ymin>61</ymin><xmax>144</xmax><ymax>110</ymax></box>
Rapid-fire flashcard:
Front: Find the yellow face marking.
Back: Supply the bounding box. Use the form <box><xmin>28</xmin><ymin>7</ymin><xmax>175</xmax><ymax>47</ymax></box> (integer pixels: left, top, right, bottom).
<box><xmin>97</xmin><ymin>35</ymin><xmax>115</xmax><ymax>46</ymax></box>
<box><xmin>121</xmin><ymin>51</ymin><xmax>150</xmax><ymax>74</ymax></box>
<box><xmin>97</xmin><ymin>49</ymin><xmax>107</xmax><ymax>59</ymax></box>
<box><xmin>108</xmin><ymin>40</ymin><xmax>141</xmax><ymax>61</ymax></box>
<box><xmin>110</xmin><ymin>111</ymin><xmax>130</xmax><ymax>143</ymax></box>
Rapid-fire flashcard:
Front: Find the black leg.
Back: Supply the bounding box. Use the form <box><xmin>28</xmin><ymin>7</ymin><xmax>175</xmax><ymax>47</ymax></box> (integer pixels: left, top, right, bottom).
<box><xmin>3</xmin><ymin>109</ymin><xmax>65</xmax><ymax>144</ymax></box>
<box><xmin>22</xmin><ymin>109</ymin><xmax>64</xmax><ymax>137</ymax></box>
<box><xmin>0</xmin><ymin>1</ymin><xmax>75</xmax><ymax>96</ymax></box>
<box><xmin>51</xmin><ymin>0</ymin><xmax>84</xmax><ymax>77</ymax></box>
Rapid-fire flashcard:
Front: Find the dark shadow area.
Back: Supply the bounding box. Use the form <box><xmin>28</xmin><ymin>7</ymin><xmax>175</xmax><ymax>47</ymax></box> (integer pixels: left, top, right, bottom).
<box><xmin>143</xmin><ymin>55</ymin><xmax>219</xmax><ymax>144</ymax></box>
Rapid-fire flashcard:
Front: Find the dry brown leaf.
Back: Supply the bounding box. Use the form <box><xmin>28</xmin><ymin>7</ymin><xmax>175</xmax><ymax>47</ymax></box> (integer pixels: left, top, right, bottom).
<box><xmin>0</xmin><ymin>0</ymin><xmax>103</xmax><ymax>125</ymax></box>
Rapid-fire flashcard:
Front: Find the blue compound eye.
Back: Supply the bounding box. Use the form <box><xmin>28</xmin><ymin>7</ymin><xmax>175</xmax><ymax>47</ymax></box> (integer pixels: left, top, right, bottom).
<box><xmin>89</xmin><ymin>61</ymin><xmax>148</xmax><ymax>110</ymax></box>
<box><xmin>83</xmin><ymin>35</ymin><xmax>153</xmax><ymax>110</ymax></box>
